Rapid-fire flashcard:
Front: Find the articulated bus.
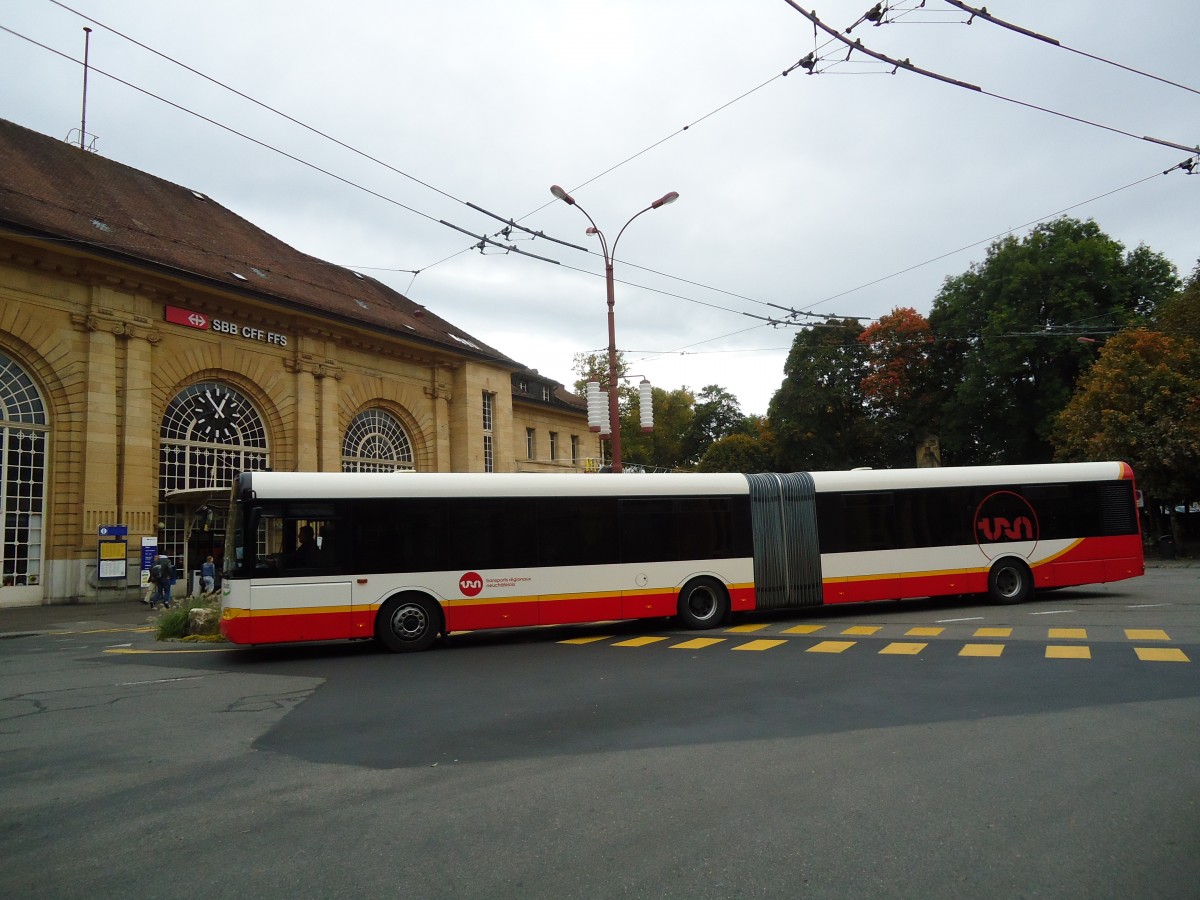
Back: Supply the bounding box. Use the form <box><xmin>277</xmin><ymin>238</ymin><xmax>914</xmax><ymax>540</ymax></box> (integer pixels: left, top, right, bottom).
<box><xmin>220</xmin><ymin>462</ymin><xmax>1144</xmax><ymax>652</ymax></box>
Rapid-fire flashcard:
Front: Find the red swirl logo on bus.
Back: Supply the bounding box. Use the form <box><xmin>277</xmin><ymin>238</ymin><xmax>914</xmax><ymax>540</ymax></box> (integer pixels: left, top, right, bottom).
<box><xmin>973</xmin><ymin>491</ymin><xmax>1039</xmax><ymax>560</ymax></box>
<box><xmin>459</xmin><ymin>572</ymin><xmax>484</xmax><ymax>597</ymax></box>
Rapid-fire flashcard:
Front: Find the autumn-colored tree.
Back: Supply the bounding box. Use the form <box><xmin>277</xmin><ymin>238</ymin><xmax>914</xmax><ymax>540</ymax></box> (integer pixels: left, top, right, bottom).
<box><xmin>1053</xmin><ymin>327</ymin><xmax>1200</xmax><ymax>502</ymax></box>
<box><xmin>858</xmin><ymin>307</ymin><xmax>937</xmax><ymax>466</ymax></box>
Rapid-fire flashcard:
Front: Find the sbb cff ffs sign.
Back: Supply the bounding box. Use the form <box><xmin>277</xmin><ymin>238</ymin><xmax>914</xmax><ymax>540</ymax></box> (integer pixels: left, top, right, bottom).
<box><xmin>164</xmin><ymin>305</ymin><xmax>288</xmax><ymax>347</ymax></box>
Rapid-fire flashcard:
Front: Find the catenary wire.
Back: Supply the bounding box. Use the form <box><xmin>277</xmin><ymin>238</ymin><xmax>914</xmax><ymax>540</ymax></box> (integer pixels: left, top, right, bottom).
<box><xmin>8</xmin><ymin>12</ymin><xmax>1193</xmax><ymax>365</ymax></box>
<box><xmin>777</xmin><ymin>1</ymin><xmax>1199</xmax><ymax>154</ymax></box>
<box><xmin>942</xmin><ymin>0</ymin><xmax>1200</xmax><ymax>97</ymax></box>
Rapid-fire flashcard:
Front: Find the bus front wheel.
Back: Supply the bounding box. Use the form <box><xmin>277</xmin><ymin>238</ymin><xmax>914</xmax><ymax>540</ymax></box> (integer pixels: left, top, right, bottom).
<box><xmin>376</xmin><ymin>593</ymin><xmax>442</xmax><ymax>652</ymax></box>
<box><xmin>987</xmin><ymin>559</ymin><xmax>1033</xmax><ymax>605</ymax></box>
<box><xmin>677</xmin><ymin>577</ymin><xmax>729</xmax><ymax>630</ymax></box>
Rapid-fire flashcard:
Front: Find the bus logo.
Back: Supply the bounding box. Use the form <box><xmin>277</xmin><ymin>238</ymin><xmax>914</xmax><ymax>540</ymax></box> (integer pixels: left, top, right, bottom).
<box><xmin>973</xmin><ymin>491</ymin><xmax>1039</xmax><ymax>560</ymax></box>
<box><xmin>459</xmin><ymin>572</ymin><xmax>484</xmax><ymax>597</ymax></box>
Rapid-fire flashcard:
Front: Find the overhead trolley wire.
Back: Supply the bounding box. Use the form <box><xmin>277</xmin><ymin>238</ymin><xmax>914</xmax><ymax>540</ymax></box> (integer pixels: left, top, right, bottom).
<box><xmin>942</xmin><ymin>0</ymin><xmax>1200</xmax><ymax>97</ymax></box>
<box><xmin>777</xmin><ymin>1</ymin><xmax>1200</xmax><ymax>154</ymax></box>
<box><xmin>11</xmin><ymin>6</ymin><xmax>1194</xmax><ymax>361</ymax></box>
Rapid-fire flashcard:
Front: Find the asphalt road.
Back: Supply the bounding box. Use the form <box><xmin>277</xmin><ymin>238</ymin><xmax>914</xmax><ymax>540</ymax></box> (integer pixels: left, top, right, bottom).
<box><xmin>1</xmin><ymin>565</ymin><xmax>1197</xmax><ymax>898</ymax></box>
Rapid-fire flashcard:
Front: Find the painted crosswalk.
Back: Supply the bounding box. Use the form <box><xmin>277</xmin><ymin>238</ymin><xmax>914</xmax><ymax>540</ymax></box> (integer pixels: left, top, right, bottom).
<box><xmin>558</xmin><ymin>623</ymin><xmax>1193</xmax><ymax>662</ymax></box>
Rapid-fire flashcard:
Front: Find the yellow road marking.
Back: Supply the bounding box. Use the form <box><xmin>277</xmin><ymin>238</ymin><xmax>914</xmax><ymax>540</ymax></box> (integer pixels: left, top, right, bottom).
<box><xmin>1048</xmin><ymin>628</ymin><xmax>1088</xmax><ymax>640</ymax></box>
<box><xmin>973</xmin><ymin>627</ymin><xmax>1012</xmax><ymax>638</ymax></box>
<box><xmin>1125</xmin><ymin>629</ymin><xmax>1170</xmax><ymax>641</ymax></box>
<box><xmin>782</xmin><ymin>624</ymin><xmax>824</xmax><ymax>635</ymax></box>
<box><xmin>905</xmin><ymin>627</ymin><xmax>944</xmax><ymax>637</ymax></box>
<box><xmin>1134</xmin><ymin>647</ymin><xmax>1190</xmax><ymax>662</ymax></box>
<box><xmin>732</xmin><ymin>639</ymin><xmax>787</xmax><ymax>651</ymax></box>
<box><xmin>880</xmin><ymin>642</ymin><xmax>926</xmax><ymax>655</ymax></box>
<box><xmin>105</xmin><ymin>647</ymin><xmax>237</xmax><ymax>654</ymax></box>
<box><xmin>1046</xmin><ymin>645</ymin><xmax>1091</xmax><ymax>659</ymax></box>
<box><xmin>726</xmin><ymin>623</ymin><xmax>770</xmax><ymax>633</ymax></box>
<box><xmin>558</xmin><ymin>635</ymin><xmax>612</xmax><ymax>645</ymax></box>
<box><xmin>671</xmin><ymin>638</ymin><xmax>726</xmax><ymax>650</ymax></box>
<box><xmin>960</xmin><ymin>643</ymin><xmax>1005</xmax><ymax>657</ymax></box>
<box><xmin>841</xmin><ymin>625</ymin><xmax>881</xmax><ymax>636</ymax></box>
<box><xmin>807</xmin><ymin>640</ymin><xmax>856</xmax><ymax>654</ymax></box>
<box><xmin>611</xmin><ymin>636</ymin><xmax>669</xmax><ymax>647</ymax></box>
<box><xmin>50</xmin><ymin>626</ymin><xmax>157</xmax><ymax>635</ymax></box>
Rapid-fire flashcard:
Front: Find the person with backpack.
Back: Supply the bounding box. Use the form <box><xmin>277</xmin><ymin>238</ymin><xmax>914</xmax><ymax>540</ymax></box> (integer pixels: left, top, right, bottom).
<box><xmin>148</xmin><ymin>555</ymin><xmax>172</xmax><ymax>609</ymax></box>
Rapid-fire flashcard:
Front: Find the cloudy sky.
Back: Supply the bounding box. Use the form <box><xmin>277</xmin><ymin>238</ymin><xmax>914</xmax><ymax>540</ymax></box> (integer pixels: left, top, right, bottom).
<box><xmin>3</xmin><ymin>1</ymin><xmax>1196</xmax><ymax>414</ymax></box>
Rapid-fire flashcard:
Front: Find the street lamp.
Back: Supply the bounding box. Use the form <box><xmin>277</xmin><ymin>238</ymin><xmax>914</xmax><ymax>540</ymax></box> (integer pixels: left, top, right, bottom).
<box><xmin>549</xmin><ymin>184</ymin><xmax>679</xmax><ymax>473</ymax></box>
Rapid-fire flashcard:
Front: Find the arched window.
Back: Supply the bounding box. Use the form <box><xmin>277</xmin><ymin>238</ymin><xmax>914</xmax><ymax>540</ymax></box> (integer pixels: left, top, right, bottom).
<box><xmin>159</xmin><ymin>382</ymin><xmax>270</xmax><ymax>565</ymax></box>
<box><xmin>0</xmin><ymin>352</ymin><xmax>48</xmax><ymax>592</ymax></box>
<box><xmin>342</xmin><ymin>408</ymin><xmax>414</xmax><ymax>472</ymax></box>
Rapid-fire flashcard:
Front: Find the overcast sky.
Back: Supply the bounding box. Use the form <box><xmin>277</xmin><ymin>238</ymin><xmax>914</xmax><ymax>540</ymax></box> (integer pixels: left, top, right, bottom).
<box><xmin>3</xmin><ymin>1</ymin><xmax>1197</xmax><ymax>414</ymax></box>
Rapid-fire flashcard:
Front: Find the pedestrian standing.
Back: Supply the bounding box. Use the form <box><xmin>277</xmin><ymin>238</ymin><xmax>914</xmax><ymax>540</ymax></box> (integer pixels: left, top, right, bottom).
<box><xmin>200</xmin><ymin>555</ymin><xmax>216</xmax><ymax>593</ymax></box>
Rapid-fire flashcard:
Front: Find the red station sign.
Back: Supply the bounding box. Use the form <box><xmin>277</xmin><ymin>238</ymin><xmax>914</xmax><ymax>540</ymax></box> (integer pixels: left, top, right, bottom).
<box><xmin>163</xmin><ymin>305</ymin><xmax>287</xmax><ymax>347</ymax></box>
<box><xmin>165</xmin><ymin>306</ymin><xmax>209</xmax><ymax>330</ymax></box>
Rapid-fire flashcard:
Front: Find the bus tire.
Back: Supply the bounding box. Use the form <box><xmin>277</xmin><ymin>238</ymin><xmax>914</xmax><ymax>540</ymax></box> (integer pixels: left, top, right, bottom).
<box><xmin>677</xmin><ymin>577</ymin><xmax>729</xmax><ymax>630</ymax></box>
<box><xmin>987</xmin><ymin>558</ymin><xmax>1033</xmax><ymax>605</ymax></box>
<box><xmin>375</xmin><ymin>593</ymin><xmax>442</xmax><ymax>653</ymax></box>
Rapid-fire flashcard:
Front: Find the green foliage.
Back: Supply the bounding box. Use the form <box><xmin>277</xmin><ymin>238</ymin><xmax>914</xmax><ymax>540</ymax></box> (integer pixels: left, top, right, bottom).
<box><xmin>768</xmin><ymin>319</ymin><xmax>877</xmax><ymax>470</ymax></box>
<box><xmin>682</xmin><ymin>385</ymin><xmax>745</xmax><ymax>465</ymax></box>
<box><xmin>1153</xmin><ymin>258</ymin><xmax>1200</xmax><ymax>338</ymax></box>
<box><xmin>1053</xmin><ymin>328</ymin><xmax>1200</xmax><ymax>499</ymax></box>
<box><xmin>571</xmin><ymin>350</ymin><xmax>629</xmax><ymax>395</ymax></box>
<box><xmin>697</xmin><ymin>433</ymin><xmax>774</xmax><ymax>473</ymax></box>
<box><xmin>620</xmin><ymin>385</ymin><xmax>695</xmax><ymax>470</ymax></box>
<box><xmin>928</xmin><ymin>217</ymin><xmax>1180</xmax><ymax>465</ymax></box>
<box><xmin>155</xmin><ymin>594</ymin><xmax>224</xmax><ymax>641</ymax></box>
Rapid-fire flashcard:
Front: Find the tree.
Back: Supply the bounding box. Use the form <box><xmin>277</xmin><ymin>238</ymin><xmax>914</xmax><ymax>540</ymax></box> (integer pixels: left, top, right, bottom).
<box><xmin>928</xmin><ymin>217</ymin><xmax>1180</xmax><ymax>464</ymax></box>
<box><xmin>858</xmin><ymin>307</ymin><xmax>938</xmax><ymax>467</ymax></box>
<box><xmin>1053</xmin><ymin>327</ymin><xmax>1200</xmax><ymax>502</ymax></box>
<box><xmin>571</xmin><ymin>350</ymin><xmax>629</xmax><ymax>397</ymax></box>
<box><xmin>1153</xmin><ymin>258</ymin><xmax>1200</xmax><ymax>337</ymax></box>
<box><xmin>768</xmin><ymin>319</ymin><xmax>876</xmax><ymax>470</ymax></box>
<box><xmin>697</xmin><ymin>433</ymin><xmax>774</xmax><ymax>473</ymax></box>
<box><xmin>682</xmin><ymin>385</ymin><xmax>744</xmax><ymax>464</ymax></box>
<box><xmin>619</xmin><ymin>385</ymin><xmax>695</xmax><ymax>471</ymax></box>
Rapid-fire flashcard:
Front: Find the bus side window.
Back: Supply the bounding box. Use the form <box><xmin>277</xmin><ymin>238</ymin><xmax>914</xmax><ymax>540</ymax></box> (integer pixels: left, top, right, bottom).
<box><xmin>284</xmin><ymin>519</ymin><xmax>339</xmax><ymax>570</ymax></box>
<box><xmin>253</xmin><ymin>511</ymin><xmax>285</xmax><ymax>572</ymax></box>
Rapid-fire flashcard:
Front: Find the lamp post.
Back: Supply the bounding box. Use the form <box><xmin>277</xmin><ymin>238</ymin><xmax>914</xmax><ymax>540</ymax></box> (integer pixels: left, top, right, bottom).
<box><xmin>549</xmin><ymin>184</ymin><xmax>679</xmax><ymax>473</ymax></box>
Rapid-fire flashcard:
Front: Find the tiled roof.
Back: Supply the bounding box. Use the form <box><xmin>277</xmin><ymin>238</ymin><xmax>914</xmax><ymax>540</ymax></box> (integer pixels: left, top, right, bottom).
<box><xmin>0</xmin><ymin>118</ymin><xmax>515</xmax><ymax>365</ymax></box>
<box><xmin>510</xmin><ymin>368</ymin><xmax>587</xmax><ymax>411</ymax></box>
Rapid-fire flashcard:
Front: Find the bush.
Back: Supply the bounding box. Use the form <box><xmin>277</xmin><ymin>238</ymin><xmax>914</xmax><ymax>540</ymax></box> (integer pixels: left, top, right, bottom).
<box><xmin>155</xmin><ymin>594</ymin><xmax>224</xmax><ymax>642</ymax></box>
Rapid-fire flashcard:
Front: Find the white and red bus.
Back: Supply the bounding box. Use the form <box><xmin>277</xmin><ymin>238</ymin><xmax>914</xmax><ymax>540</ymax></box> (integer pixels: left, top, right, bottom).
<box><xmin>219</xmin><ymin>462</ymin><xmax>1144</xmax><ymax>651</ymax></box>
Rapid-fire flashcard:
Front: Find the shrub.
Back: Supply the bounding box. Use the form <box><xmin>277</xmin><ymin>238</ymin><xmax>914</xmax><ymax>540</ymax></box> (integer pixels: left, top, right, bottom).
<box><xmin>155</xmin><ymin>594</ymin><xmax>225</xmax><ymax>642</ymax></box>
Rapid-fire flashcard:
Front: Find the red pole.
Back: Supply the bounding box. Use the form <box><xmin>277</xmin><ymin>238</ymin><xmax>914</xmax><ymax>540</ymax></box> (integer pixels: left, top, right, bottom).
<box><xmin>604</xmin><ymin>258</ymin><xmax>622</xmax><ymax>473</ymax></box>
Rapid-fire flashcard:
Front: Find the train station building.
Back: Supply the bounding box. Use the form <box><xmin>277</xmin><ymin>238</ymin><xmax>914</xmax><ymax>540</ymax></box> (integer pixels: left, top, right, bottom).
<box><xmin>0</xmin><ymin>117</ymin><xmax>597</xmax><ymax>607</ymax></box>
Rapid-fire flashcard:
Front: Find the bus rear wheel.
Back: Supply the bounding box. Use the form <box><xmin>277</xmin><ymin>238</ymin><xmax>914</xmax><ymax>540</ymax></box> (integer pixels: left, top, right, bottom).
<box><xmin>677</xmin><ymin>577</ymin><xmax>729</xmax><ymax>630</ymax></box>
<box><xmin>987</xmin><ymin>558</ymin><xmax>1033</xmax><ymax>605</ymax></box>
<box><xmin>376</xmin><ymin>593</ymin><xmax>442</xmax><ymax>652</ymax></box>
